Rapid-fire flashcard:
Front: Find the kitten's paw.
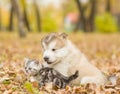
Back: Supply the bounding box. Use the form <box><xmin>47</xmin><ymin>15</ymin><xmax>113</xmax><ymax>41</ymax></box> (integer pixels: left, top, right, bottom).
<box><xmin>74</xmin><ymin>70</ymin><xmax>79</xmax><ymax>78</ymax></box>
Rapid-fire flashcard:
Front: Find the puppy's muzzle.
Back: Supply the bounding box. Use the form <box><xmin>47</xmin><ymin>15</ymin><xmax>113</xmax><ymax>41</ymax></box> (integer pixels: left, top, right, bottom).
<box><xmin>44</xmin><ymin>57</ymin><xmax>53</xmax><ymax>64</ymax></box>
<box><xmin>44</xmin><ymin>57</ymin><xmax>49</xmax><ymax>62</ymax></box>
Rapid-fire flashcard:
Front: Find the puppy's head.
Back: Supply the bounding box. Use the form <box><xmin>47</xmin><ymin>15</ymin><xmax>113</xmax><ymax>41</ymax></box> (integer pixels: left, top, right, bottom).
<box><xmin>41</xmin><ymin>32</ymin><xmax>69</xmax><ymax>65</ymax></box>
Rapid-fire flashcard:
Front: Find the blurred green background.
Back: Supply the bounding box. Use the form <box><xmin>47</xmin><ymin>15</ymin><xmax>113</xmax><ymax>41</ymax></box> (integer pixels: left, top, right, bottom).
<box><xmin>0</xmin><ymin>0</ymin><xmax>120</xmax><ymax>37</ymax></box>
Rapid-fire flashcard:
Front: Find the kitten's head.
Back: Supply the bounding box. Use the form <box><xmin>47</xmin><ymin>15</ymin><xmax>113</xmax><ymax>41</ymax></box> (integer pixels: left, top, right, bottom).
<box><xmin>24</xmin><ymin>58</ymin><xmax>43</xmax><ymax>76</ymax></box>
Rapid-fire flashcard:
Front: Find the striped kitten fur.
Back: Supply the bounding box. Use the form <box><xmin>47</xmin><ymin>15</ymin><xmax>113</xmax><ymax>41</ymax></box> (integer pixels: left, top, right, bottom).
<box><xmin>24</xmin><ymin>58</ymin><xmax>79</xmax><ymax>88</ymax></box>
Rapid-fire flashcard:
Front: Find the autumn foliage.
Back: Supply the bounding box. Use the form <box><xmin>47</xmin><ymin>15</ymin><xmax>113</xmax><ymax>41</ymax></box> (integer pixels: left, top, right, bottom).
<box><xmin>0</xmin><ymin>32</ymin><xmax>120</xmax><ymax>94</ymax></box>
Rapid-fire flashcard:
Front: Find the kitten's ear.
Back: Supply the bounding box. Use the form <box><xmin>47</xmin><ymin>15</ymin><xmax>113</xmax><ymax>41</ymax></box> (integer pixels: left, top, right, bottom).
<box><xmin>24</xmin><ymin>58</ymin><xmax>30</xmax><ymax>67</ymax></box>
<box><xmin>24</xmin><ymin>58</ymin><xmax>29</xmax><ymax>63</ymax></box>
<box><xmin>58</xmin><ymin>32</ymin><xmax>68</xmax><ymax>39</ymax></box>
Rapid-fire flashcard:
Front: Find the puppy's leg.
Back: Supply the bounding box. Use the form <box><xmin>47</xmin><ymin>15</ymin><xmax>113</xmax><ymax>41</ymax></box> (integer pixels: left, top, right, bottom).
<box><xmin>80</xmin><ymin>76</ymin><xmax>98</xmax><ymax>85</ymax></box>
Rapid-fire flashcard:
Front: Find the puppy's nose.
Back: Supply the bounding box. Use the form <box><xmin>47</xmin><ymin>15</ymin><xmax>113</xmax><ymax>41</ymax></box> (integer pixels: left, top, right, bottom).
<box><xmin>44</xmin><ymin>57</ymin><xmax>49</xmax><ymax>62</ymax></box>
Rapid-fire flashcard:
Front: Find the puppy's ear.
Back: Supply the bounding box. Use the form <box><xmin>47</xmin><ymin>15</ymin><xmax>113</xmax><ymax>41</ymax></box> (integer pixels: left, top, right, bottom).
<box><xmin>41</xmin><ymin>37</ymin><xmax>44</xmax><ymax>46</ymax></box>
<box><xmin>59</xmin><ymin>32</ymin><xmax>68</xmax><ymax>39</ymax></box>
<box><xmin>41</xmin><ymin>33</ymin><xmax>56</xmax><ymax>44</ymax></box>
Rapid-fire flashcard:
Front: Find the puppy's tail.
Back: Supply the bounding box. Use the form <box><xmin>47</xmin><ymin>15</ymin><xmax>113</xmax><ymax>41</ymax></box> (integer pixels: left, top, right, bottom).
<box><xmin>107</xmin><ymin>74</ymin><xmax>117</xmax><ymax>85</ymax></box>
<box><xmin>102</xmin><ymin>71</ymin><xmax>117</xmax><ymax>85</ymax></box>
<box><xmin>68</xmin><ymin>70</ymin><xmax>79</xmax><ymax>82</ymax></box>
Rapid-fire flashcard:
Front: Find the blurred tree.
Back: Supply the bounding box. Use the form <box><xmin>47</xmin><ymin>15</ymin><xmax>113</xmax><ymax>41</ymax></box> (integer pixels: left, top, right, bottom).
<box><xmin>9</xmin><ymin>0</ymin><xmax>31</xmax><ymax>32</ymax></box>
<box><xmin>23</xmin><ymin>8</ymin><xmax>31</xmax><ymax>31</ymax></box>
<box><xmin>106</xmin><ymin>0</ymin><xmax>111</xmax><ymax>12</ymax></box>
<box><xmin>11</xmin><ymin>0</ymin><xmax>26</xmax><ymax>37</ymax></box>
<box><xmin>75</xmin><ymin>0</ymin><xmax>96</xmax><ymax>32</ymax></box>
<box><xmin>21</xmin><ymin>0</ymin><xmax>31</xmax><ymax>31</ymax></box>
<box><xmin>0</xmin><ymin>5</ymin><xmax>1</xmax><ymax>31</ymax></box>
<box><xmin>34</xmin><ymin>0</ymin><xmax>41</xmax><ymax>32</ymax></box>
<box><xmin>8</xmin><ymin>3</ymin><xmax>14</xmax><ymax>31</ymax></box>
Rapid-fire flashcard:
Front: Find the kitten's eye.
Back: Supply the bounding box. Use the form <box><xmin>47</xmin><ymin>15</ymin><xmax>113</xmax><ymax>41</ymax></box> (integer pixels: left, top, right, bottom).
<box><xmin>52</xmin><ymin>49</ymin><xmax>56</xmax><ymax>51</ymax></box>
<box><xmin>29</xmin><ymin>68</ymin><xmax>31</xmax><ymax>70</ymax></box>
<box><xmin>33</xmin><ymin>69</ymin><xmax>37</xmax><ymax>71</ymax></box>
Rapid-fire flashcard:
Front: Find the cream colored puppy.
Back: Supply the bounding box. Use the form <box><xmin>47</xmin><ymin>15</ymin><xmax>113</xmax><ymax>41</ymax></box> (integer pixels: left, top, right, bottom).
<box><xmin>41</xmin><ymin>32</ymin><xmax>107</xmax><ymax>85</ymax></box>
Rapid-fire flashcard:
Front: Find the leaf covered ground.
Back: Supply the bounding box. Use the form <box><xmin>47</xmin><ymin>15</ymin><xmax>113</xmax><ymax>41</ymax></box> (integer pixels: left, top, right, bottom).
<box><xmin>0</xmin><ymin>32</ymin><xmax>120</xmax><ymax>94</ymax></box>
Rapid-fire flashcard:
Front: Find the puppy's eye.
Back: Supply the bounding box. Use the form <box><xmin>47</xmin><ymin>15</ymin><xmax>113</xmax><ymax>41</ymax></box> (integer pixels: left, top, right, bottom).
<box><xmin>52</xmin><ymin>49</ymin><xmax>56</xmax><ymax>51</ymax></box>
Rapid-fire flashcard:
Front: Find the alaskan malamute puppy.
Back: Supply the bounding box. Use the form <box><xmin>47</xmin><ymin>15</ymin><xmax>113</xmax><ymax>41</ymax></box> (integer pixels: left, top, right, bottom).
<box><xmin>41</xmin><ymin>32</ymin><xmax>107</xmax><ymax>85</ymax></box>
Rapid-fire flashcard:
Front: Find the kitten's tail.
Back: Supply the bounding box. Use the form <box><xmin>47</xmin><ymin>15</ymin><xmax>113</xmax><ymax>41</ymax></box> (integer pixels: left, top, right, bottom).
<box><xmin>68</xmin><ymin>70</ymin><xmax>79</xmax><ymax>82</ymax></box>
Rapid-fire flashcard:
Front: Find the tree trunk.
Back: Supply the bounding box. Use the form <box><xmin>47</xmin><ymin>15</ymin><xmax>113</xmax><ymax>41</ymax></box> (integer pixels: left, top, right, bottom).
<box><xmin>34</xmin><ymin>0</ymin><xmax>41</xmax><ymax>32</ymax></box>
<box><xmin>75</xmin><ymin>0</ymin><xmax>87</xmax><ymax>32</ymax></box>
<box><xmin>23</xmin><ymin>8</ymin><xmax>31</xmax><ymax>31</ymax></box>
<box><xmin>89</xmin><ymin>0</ymin><xmax>96</xmax><ymax>32</ymax></box>
<box><xmin>75</xmin><ymin>0</ymin><xmax>96</xmax><ymax>32</ymax></box>
<box><xmin>8</xmin><ymin>4</ymin><xmax>14</xmax><ymax>31</ymax></box>
<box><xmin>0</xmin><ymin>4</ymin><xmax>2</xmax><ymax>31</ymax></box>
<box><xmin>11</xmin><ymin>0</ymin><xmax>26</xmax><ymax>37</ymax></box>
<box><xmin>106</xmin><ymin>0</ymin><xmax>111</xmax><ymax>12</ymax></box>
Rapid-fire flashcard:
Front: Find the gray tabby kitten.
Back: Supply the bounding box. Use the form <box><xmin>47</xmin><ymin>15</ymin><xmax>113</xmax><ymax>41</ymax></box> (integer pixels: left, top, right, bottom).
<box><xmin>24</xmin><ymin>58</ymin><xmax>79</xmax><ymax>88</ymax></box>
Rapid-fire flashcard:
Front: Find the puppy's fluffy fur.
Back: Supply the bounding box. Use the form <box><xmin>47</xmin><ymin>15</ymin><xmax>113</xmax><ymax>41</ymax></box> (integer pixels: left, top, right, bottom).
<box><xmin>41</xmin><ymin>32</ymin><xmax>107</xmax><ymax>85</ymax></box>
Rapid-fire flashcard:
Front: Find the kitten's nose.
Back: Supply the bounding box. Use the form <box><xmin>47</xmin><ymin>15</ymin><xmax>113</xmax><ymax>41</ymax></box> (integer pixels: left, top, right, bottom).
<box><xmin>26</xmin><ymin>70</ymin><xmax>28</xmax><ymax>73</ymax></box>
<box><xmin>44</xmin><ymin>57</ymin><xmax>49</xmax><ymax>62</ymax></box>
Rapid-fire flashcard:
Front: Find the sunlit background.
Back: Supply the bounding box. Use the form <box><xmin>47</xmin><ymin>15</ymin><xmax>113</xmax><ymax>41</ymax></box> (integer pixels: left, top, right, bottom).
<box><xmin>1</xmin><ymin>0</ymin><xmax>120</xmax><ymax>93</ymax></box>
<box><xmin>0</xmin><ymin>0</ymin><xmax>120</xmax><ymax>37</ymax></box>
